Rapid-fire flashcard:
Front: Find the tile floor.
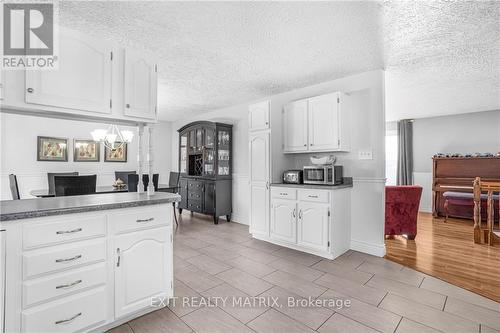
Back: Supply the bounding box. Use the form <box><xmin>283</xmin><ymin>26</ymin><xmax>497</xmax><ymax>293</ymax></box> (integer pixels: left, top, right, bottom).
<box><xmin>109</xmin><ymin>214</ymin><xmax>500</xmax><ymax>333</ymax></box>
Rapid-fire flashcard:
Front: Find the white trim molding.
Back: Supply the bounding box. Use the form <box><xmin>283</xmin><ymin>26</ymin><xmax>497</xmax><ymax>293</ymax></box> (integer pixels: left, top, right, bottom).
<box><xmin>350</xmin><ymin>239</ymin><xmax>386</xmax><ymax>257</ymax></box>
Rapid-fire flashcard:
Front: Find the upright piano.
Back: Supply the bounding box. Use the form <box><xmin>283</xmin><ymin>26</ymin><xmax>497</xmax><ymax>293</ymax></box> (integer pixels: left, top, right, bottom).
<box><xmin>432</xmin><ymin>157</ymin><xmax>500</xmax><ymax>218</ymax></box>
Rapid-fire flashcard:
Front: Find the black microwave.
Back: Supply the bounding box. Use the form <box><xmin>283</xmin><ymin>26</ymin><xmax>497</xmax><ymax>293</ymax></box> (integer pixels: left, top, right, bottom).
<box><xmin>303</xmin><ymin>165</ymin><xmax>343</xmax><ymax>185</ymax></box>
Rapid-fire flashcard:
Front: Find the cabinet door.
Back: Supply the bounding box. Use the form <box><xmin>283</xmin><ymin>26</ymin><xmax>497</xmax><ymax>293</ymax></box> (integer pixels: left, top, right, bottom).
<box><xmin>283</xmin><ymin>100</ymin><xmax>308</xmax><ymax>152</ymax></box>
<box><xmin>179</xmin><ymin>178</ymin><xmax>188</xmax><ymax>209</ymax></box>
<box><xmin>249</xmin><ymin>101</ymin><xmax>270</xmax><ymax>131</ymax></box>
<box><xmin>115</xmin><ymin>227</ymin><xmax>172</xmax><ymax>318</ymax></box>
<box><xmin>203</xmin><ymin>181</ymin><xmax>215</xmax><ymax>215</ymax></box>
<box><xmin>270</xmin><ymin>200</ymin><xmax>297</xmax><ymax>244</ymax></box>
<box><xmin>124</xmin><ymin>50</ymin><xmax>157</xmax><ymax>119</ymax></box>
<box><xmin>249</xmin><ymin>132</ymin><xmax>270</xmax><ymax>237</ymax></box>
<box><xmin>25</xmin><ymin>28</ymin><xmax>111</xmax><ymax>114</ymax></box>
<box><xmin>297</xmin><ymin>202</ymin><xmax>330</xmax><ymax>253</ymax></box>
<box><xmin>308</xmin><ymin>93</ymin><xmax>340</xmax><ymax>151</ymax></box>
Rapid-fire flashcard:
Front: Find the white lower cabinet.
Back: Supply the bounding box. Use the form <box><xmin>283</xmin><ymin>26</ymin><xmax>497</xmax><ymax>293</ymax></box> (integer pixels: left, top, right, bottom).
<box><xmin>115</xmin><ymin>227</ymin><xmax>172</xmax><ymax>318</ymax></box>
<box><xmin>270</xmin><ymin>200</ymin><xmax>296</xmax><ymax>244</ymax></box>
<box><xmin>297</xmin><ymin>202</ymin><xmax>330</xmax><ymax>253</ymax></box>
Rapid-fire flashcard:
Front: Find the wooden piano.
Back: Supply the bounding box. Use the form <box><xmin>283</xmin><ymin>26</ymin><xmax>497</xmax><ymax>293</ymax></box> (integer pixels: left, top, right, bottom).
<box><xmin>432</xmin><ymin>157</ymin><xmax>500</xmax><ymax>218</ymax></box>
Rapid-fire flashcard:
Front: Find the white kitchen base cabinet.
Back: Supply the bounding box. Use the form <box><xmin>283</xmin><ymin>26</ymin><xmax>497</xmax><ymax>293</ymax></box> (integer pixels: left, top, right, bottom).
<box><xmin>253</xmin><ymin>186</ymin><xmax>351</xmax><ymax>260</ymax></box>
<box><xmin>1</xmin><ymin>204</ymin><xmax>174</xmax><ymax>333</ymax></box>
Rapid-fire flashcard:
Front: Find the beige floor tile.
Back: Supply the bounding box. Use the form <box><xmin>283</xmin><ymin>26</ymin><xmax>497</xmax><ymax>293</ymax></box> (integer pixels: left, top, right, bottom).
<box><xmin>367</xmin><ymin>275</ymin><xmax>446</xmax><ymax>309</ymax></box>
<box><xmin>357</xmin><ymin>261</ymin><xmax>424</xmax><ymax>286</ymax></box>
<box><xmin>269</xmin><ymin>258</ymin><xmax>324</xmax><ymax>281</ymax></box>
<box><xmin>106</xmin><ymin>324</ymin><xmax>134</xmax><ymax>333</ymax></box>
<box><xmin>318</xmin><ymin>313</ymin><xmax>378</xmax><ymax>333</ymax></box>
<box><xmin>201</xmin><ymin>283</ymin><xmax>269</xmax><ymax>324</ymax></box>
<box><xmin>128</xmin><ymin>308</ymin><xmax>192</xmax><ymax>333</ymax></box>
<box><xmin>332</xmin><ymin>251</ymin><xmax>367</xmax><ymax>269</ymax></box>
<box><xmin>202</xmin><ymin>245</ymin><xmax>241</xmax><ymax>261</ymax></box>
<box><xmin>273</xmin><ymin>247</ymin><xmax>323</xmax><ymax>266</ymax></box>
<box><xmin>241</xmin><ymin>238</ymin><xmax>284</xmax><ymax>253</ymax></box>
<box><xmin>225</xmin><ymin>256</ymin><xmax>276</xmax><ymax>278</ymax></box>
<box><xmin>247</xmin><ymin>308</ymin><xmax>316</xmax><ymax>333</ymax></box>
<box><xmin>379</xmin><ymin>293</ymin><xmax>479</xmax><ymax>333</ymax></box>
<box><xmin>216</xmin><ymin>268</ymin><xmax>274</xmax><ymax>296</ymax></box>
<box><xmin>214</xmin><ymin>232</ymin><xmax>250</xmax><ymax>244</ymax></box>
<box><xmin>174</xmin><ymin>256</ymin><xmax>191</xmax><ymax>270</ymax></box>
<box><xmin>169</xmin><ymin>279</ymin><xmax>205</xmax><ymax>317</ymax></box>
<box><xmin>181</xmin><ymin>306</ymin><xmax>254</xmax><ymax>333</ymax></box>
<box><xmin>420</xmin><ymin>276</ymin><xmax>500</xmax><ymax>312</ymax></box>
<box><xmin>260</xmin><ymin>286</ymin><xmax>333</xmax><ymax>330</ymax></box>
<box><xmin>176</xmin><ymin>236</ymin><xmax>212</xmax><ymax>249</ymax></box>
<box><xmin>186</xmin><ymin>254</ymin><xmax>231</xmax><ymax>275</ymax></box>
<box><xmin>236</xmin><ymin>247</ymin><xmax>281</xmax><ymax>264</ymax></box>
<box><xmin>173</xmin><ymin>243</ymin><xmax>202</xmax><ymax>259</ymax></box>
<box><xmin>395</xmin><ymin>318</ymin><xmax>441</xmax><ymax>333</ymax></box>
<box><xmin>315</xmin><ymin>273</ymin><xmax>386</xmax><ymax>305</ymax></box>
<box><xmin>263</xmin><ymin>270</ymin><xmax>326</xmax><ymax>298</ymax></box>
<box><xmin>350</xmin><ymin>251</ymin><xmax>404</xmax><ymax>270</ymax></box>
<box><xmin>482</xmin><ymin>325</ymin><xmax>500</xmax><ymax>333</ymax></box>
<box><xmin>319</xmin><ymin>289</ymin><xmax>401</xmax><ymax>333</ymax></box>
<box><xmin>445</xmin><ymin>297</ymin><xmax>500</xmax><ymax>330</ymax></box>
<box><xmin>175</xmin><ymin>265</ymin><xmax>224</xmax><ymax>293</ymax></box>
<box><xmin>312</xmin><ymin>260</ymin><xmax>373</xmax><ymax>284</ymax></box>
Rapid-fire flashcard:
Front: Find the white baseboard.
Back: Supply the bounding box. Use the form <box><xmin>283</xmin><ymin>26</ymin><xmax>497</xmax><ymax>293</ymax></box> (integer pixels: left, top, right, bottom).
<box><xmin>350</xmin><ymin>239</ymin><xmax>386</xmax><ymax>257</ymax></box>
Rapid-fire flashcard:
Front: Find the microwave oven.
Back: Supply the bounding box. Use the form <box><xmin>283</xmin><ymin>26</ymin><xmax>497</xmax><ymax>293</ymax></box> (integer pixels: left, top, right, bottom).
<box><xmin>303</xmin><ymin>165</ymin><xmax>343</xmax><ymax>185</ymax></box>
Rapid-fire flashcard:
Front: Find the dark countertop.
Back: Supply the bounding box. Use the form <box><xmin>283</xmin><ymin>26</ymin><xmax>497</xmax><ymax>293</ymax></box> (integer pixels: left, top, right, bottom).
<box><xmin>0</xmin><ymin>192</ymin><xmax>181</xmax><ymax>222</ymax></box>
<box><xmin>271</xmin><ymin>177</ymin><xmax>353</xmax><ymax>190</ymax></box>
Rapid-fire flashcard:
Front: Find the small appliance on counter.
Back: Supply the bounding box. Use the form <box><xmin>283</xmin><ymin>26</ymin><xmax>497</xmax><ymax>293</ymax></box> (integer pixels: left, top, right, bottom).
<box><xmin>303</xmin><ymin>164</ymin><xmax>343</xmax><ymax>185</ymax></box>
<box><xmin>283</xmin><ymin>170</ymin><xmax>303</xmax><ymax>184</ymax></box>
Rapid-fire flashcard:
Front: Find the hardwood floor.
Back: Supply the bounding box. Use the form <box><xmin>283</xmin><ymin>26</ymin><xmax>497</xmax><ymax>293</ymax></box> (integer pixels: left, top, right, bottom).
<box><xmin>385</xmin><ymin>212</ymin><xmax>500</xmax><ymax>302</ymax></box>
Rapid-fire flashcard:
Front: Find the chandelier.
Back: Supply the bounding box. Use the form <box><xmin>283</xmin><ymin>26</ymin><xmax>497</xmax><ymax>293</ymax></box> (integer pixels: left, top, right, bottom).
<box><xmin>91</xmin><ymin>124</ymin><xmax>134</xmax><ymax>150</ymax></box>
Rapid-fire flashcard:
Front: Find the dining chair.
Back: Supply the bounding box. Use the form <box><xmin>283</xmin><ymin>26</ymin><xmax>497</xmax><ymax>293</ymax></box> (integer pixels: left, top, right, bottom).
<box><xmin>54</xmin><ymin>175</ymin><xmax>97</xmax><ymax>197</ymax></box>
<box><xmin>115</xmin><ymin>171</ymin><xmax>136</xmax><ymax>186</ymax></box>
<box><xmin>9</xmin><ymin>174</ymin><xmax>20</xmax><ymax>200</ymax></box>
<box><xmin>127</xmin><ymin>174</ymin><xmax>139</xmax><ymax>192</ymax></box>
<box><xmin>166</xmin><ymin>172</ymin><xmax>180</xmax><ymax>226</ymax></box>
<box><xmin>48</xmin><ymin>172</ymin><xmax>78</xmax><ymax>195</ymax></box>
<box><xmin>142</xmin><ymin>174</ymin><xmax>159</xmax><ymax>191</ymax></box>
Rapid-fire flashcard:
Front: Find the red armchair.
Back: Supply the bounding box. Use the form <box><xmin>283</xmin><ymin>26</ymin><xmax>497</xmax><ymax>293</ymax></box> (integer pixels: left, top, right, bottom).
<box><xmin>385</xmin><ymin>186</ymin><xmax>423</xmax><ymax>240</ymax></box>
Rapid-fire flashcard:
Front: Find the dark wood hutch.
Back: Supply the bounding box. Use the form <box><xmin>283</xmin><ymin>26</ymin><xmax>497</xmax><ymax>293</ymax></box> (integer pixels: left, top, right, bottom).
<box><xmin>178</xmin><ymin>121</ymin><xmax>233</xmax><ymax>224</ymax></box>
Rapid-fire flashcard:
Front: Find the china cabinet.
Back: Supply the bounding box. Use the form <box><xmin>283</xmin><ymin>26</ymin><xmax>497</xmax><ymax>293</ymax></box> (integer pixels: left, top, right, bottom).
<box><xmin>178</xmin><ymin>121</ymin><xmax>233</xmax><ymax>224</ymax></box>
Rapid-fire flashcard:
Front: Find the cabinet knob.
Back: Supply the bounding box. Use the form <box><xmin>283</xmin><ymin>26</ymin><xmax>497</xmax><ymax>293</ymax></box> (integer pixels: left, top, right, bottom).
<box><xmin>27</xmin><ymin>88</ymin><xmax>34</xmax><ymax>93</ymax></box>
<box><xmin>265</xmin><ymin>122</ymin><xmax>269</xmax><ymax>125</ymax></box>
<box><xmin>310</xmin><ymin>143</ymin><xmax>314</xmax><ymax>146</ymax></box>
<box><xmin>126</xmin><ymin>104</ymin><xmax>130</xmax><ymax>108</ymax></box>
<box><xmin>303</xmin><ymin>144</ymin><xmax>307</xmax><ymax>147</ymax></box>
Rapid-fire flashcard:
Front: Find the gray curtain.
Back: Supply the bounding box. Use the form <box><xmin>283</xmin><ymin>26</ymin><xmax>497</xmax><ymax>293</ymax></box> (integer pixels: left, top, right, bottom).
<box><xmin>397</xmin><ymin>119</ymin><xmax>413</xmax><ymax>185</ymax></box>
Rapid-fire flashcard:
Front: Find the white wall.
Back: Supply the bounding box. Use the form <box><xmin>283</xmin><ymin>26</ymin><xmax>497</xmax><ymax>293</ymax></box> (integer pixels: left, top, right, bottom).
<box><xmin>0</xmin><ymin>113</ymin><xmax>173</xmax><ymax>200</ymax></box>
<box><xmin>412</xmin><ymin>109</ymin><xmax>500</xmax><ymax>212</ymax></box>
<box><xmin>171</xmin><ymin>70</ymin><xmax>386</xmax><ymax>257</ymax></box>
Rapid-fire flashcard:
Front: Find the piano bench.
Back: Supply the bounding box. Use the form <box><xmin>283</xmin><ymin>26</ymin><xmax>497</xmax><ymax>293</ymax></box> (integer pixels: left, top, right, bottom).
<box><xmin>443</xmin><ymin>191</ymin><xmax>499</xmax><ymax>222</ymax></box>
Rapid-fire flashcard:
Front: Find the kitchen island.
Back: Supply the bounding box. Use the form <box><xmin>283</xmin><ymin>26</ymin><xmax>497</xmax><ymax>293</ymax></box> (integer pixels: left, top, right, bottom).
<box><xmin>0</xmin><ymin>192</ymin><xmax>180</xmax><ymax>333</ymax></box>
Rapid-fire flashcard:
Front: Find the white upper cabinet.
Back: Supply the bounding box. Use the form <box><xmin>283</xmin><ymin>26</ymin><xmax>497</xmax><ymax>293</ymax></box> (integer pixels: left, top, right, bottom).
<box><xmin>25</xmin><ymin>28</ymin><xmax>112</xmax><ymax>114</ymax></box>
<box><xmin>283</xmin><ymin>92</ymin><xmax>350</xmax><ymax>153</ymax></box>
<box><xmin>123</xmin><ymin>50</ymin><xmax>157</xmax><ymax>120</ymax></box>
<box><xmin>283</xmin><ymin>99</ymin><xmax>308</xmax><ymax>152</ymax></box>
<box><xmin>249</xmin><ymin>101</ymin><xmax>270</xmax><ymax>131</ymax></box>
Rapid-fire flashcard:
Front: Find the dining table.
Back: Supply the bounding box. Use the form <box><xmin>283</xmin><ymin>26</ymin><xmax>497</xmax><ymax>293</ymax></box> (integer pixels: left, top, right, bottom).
<box><xmin>30</xmin><ymin>184</ymin><xmax>179</xmax><ymax>198</ymax></box>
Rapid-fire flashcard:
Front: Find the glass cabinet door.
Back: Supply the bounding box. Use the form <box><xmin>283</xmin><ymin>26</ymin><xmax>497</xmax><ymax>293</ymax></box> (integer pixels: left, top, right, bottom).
<box><xmin>203</xmin><ymin>128</ymin><xmax>216</xmax><ymax>176</ymax></box>
<box><xmin>180</xmin><ymin>133</ymin><xmax>188</xmax><ymax>173</ymax></box>
<box><xmin>196</xmin><ymin>128</ymin><xmax>203</xmax><ymax>151</ymax></box>
<box><xmin>217</xmin><ymin>130</ymin><xmax>231</xmax><ymax>176</ymax></box>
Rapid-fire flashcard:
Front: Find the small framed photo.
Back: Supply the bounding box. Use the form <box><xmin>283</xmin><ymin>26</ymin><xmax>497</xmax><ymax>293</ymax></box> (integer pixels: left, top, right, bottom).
<box><xmin>104</xmin><ymin>143</ymin><xmax>128</xmax><ymax>162</ymax></box>
<box><xmin>74</xmin><ymin>139</ymin><xmax>100</xmax><ymax>162</ymax></box>
<box><xmin>37</xmin><ymin>136</ymin><xmax>68</xmax><ymax>162</ymax></box>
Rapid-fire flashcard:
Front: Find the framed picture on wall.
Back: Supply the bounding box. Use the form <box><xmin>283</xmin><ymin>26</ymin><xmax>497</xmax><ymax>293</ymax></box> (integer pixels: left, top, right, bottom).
<box><xmin>37</xmin><ymin>136</ymin><xmax>68</xmax><ymax>162</ymax></box>
<box><xmin>74</xmin><ymin>139</ymin><xmax>100</xmax><ymax>162</ymax></box>
<box><xmin>104</xmin><ymin>143</ymin><xmax>128</xmax><ymax>162</ymax></box>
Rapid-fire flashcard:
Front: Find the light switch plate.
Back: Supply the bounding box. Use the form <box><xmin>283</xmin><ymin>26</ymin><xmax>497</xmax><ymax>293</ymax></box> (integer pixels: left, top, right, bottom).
<box><xmin>358</xmin><ymin>149</ymin><xmax>373</xmax><ymax>160</ymax></box>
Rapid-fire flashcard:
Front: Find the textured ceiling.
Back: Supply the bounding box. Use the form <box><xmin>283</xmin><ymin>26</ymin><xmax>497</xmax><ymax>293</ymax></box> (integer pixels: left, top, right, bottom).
<box><xmin>58</xmin><ymin>1</ymin><xmax>499</xmax><ymax>121</ymax></box>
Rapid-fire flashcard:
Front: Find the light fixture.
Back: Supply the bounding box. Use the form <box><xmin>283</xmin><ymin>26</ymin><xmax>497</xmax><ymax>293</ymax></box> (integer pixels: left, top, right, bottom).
<box><xmin>91</xmin><ymin>124</ymin><xmax>134</xmax><ymax>150</ymax></box>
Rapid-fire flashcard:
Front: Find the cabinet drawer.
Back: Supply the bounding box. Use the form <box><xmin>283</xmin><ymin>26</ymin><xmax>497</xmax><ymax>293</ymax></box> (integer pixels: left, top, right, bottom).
<box><xmin>188</xmin><ymin>200</ymin><xmax>203</xmax><ymax>212</ymax></box>
<box><xmin>188</xmin><ymin>180</ymin><xmax>203</xmax><ymax>193</ymax></box>
<box><xmin>23</xmin><ymin>215</ymin><xmax>106</xmax><ymax>249</ymax></box>
<box><xmin>23</xmin><ymin>263</ymin><xmax>106</xmax><ymax>308</ymax></box>
<box><xmin>23</xmin><ymin>239</ymin><xmax>106</xmax><ymax>279</ymax></box>
<box><xmin>22</xmin><ymin>287</ymin><xmax>107</xmax><ymax>333</ymax></box>
<box><xmin>109</xmin><ymin>205</ymin><xmax>171</xmax><ymax>234</ymax></box>
<box><xmin>298</xmin><ymin>189</ymin><xmax>329</xmax><ymax>203</ymax></box>
<box><xmin>271</xmin><ymin>187</ymin><xmax>297</xmax><ymax>200</ymax></box>
<box><xmin>188</xmin><ymin>192</ymin><xmax>203</xmax><ymax>200</ymax></box>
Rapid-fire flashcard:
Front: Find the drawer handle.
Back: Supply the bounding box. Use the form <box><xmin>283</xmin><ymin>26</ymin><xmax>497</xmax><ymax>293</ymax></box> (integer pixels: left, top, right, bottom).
<box><xmin>56</xmin><ymin>228</ymin><xmax>82</xmax><ymax>235</ymax></box>
<box><xmin>308</xmin><ymin>195</ymin><xmax>318</xmax><ymax>198</ymax></box>
<box><xmin>280</xmin><ymin>193</ymin><xmax>288</xmax><ymax>196</ymax></box>
<box><xmin>55</xmin><ymin>255</ymin><xmax>82</xmax><ymax>263</ymax></box>
<box><xmin>136</xmin><ymin>217</ymin><xmax>154</xmax><ymax>223</ymax></box>
<box><xmin>55</xmin><ymin>312</ymin><xmax>82</xmax><ymax>325</ymax></box>
<box><xmin>56</xmin><ymin>279</ymin><xmax>82</xmax><ymax>289</ymax></box>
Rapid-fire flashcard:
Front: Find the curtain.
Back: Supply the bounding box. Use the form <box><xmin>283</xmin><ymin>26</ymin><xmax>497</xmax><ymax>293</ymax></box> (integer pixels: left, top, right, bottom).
<box><xmin>397</xmin><ymin>119</ymin><xmax>413</xmax><ymax>185</ymax></box>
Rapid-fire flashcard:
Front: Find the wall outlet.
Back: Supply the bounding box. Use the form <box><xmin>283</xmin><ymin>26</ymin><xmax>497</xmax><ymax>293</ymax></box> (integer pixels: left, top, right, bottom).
<box><xmin>358</xmin><ymin>149</ymin><xmax>373</xmax><ymax>160</ymax></box>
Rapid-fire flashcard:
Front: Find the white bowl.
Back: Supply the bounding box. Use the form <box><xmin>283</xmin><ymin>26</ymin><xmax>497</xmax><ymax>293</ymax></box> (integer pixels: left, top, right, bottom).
<box><xmin>310</xmin><ymin>155</ymin><xmax>336</xmax><ymax>165</ymax></box>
